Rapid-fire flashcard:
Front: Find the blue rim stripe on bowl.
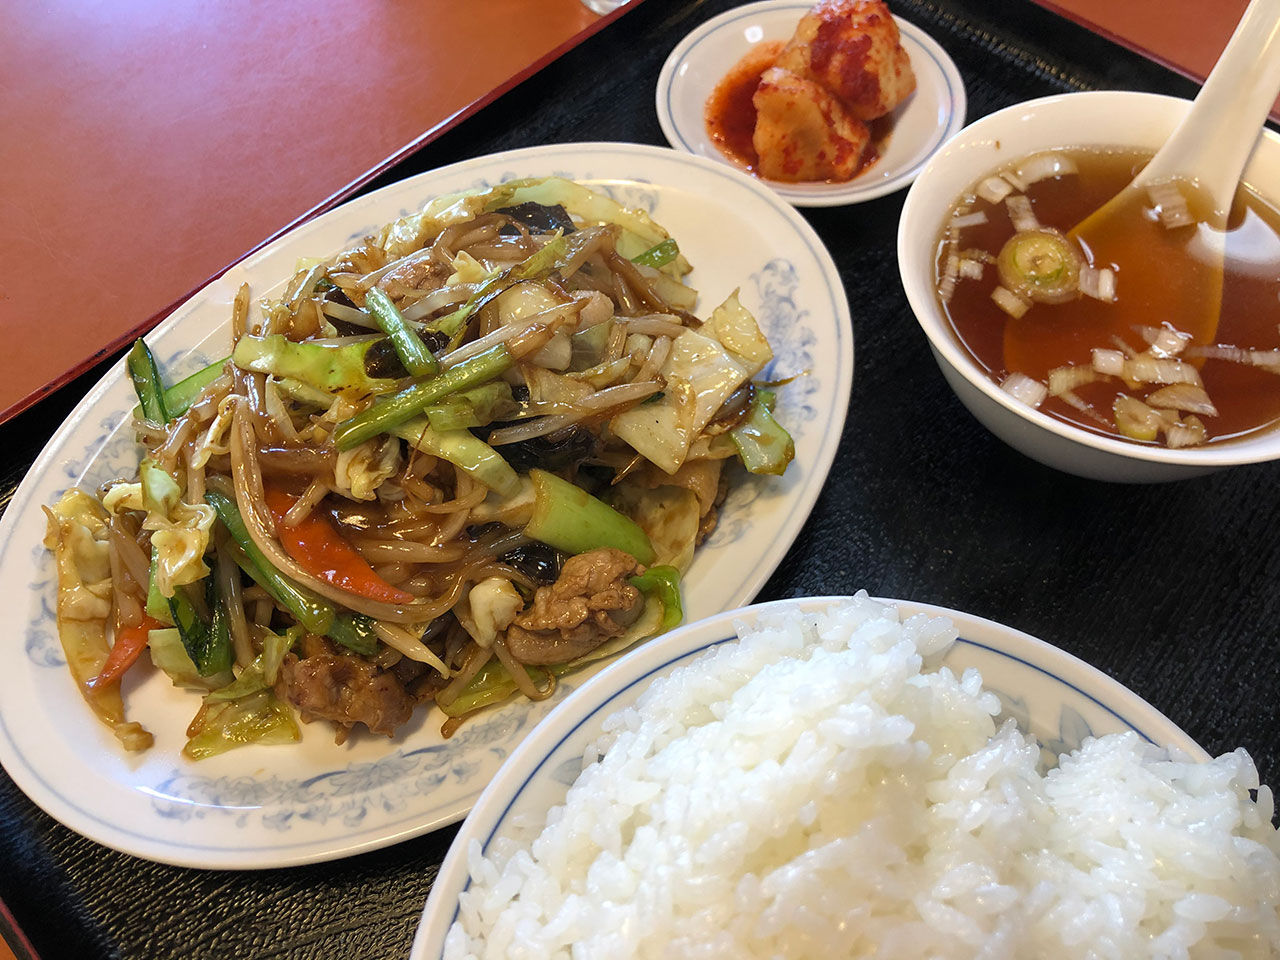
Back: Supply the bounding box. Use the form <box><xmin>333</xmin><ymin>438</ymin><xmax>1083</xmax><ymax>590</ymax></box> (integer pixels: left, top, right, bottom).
<box><xmin>436</xmin><ymin>632</ymin><xmax>1163</xmax><ymax>937</ymax></box>
<box><xmin>478</xmin><ymin>634</ymin><xmax>1162</xmax><ymax>855</ymax></box>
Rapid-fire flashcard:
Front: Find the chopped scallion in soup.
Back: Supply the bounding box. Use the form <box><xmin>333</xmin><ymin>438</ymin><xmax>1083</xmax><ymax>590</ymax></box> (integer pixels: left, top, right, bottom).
<box><xmin>935</xmin><ymin>146</ymin><xmax>1280</xmax><ymax>448</ymax></box>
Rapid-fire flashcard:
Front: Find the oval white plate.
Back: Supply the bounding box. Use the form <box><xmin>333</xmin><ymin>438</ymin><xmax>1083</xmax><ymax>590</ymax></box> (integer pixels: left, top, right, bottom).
<box><xmin>656</xmin><ymin>0</ymin><xmax>967</xmax><ymax>207</ymax></box>
<box><xmin>0</xmin><ymin>143</ymin><xmax>853</xmax><ymax>869</ymax></box>
<box><xmin>412</xmin><ymin>595</ymin><xmax>1209</xmax><ymax>957</ymax></box>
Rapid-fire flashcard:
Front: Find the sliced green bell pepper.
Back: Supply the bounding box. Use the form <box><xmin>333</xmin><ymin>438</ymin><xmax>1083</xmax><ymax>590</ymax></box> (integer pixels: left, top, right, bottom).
<box><xmin>629</xmin><ymin>565</ymin><xmax>683</xmax><ymax>631</ymax></box>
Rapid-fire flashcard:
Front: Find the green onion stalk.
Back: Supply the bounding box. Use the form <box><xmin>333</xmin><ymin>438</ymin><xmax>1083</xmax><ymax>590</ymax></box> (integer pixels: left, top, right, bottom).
<box><xmin>205</xmin><ymin>489</ymin><xmax>379</xmax><ymax>655</ymax></box>
<box><xmin>127</xmin><ymin>339</ymin><xmax>170</xmax><ymax>424</ymax></box>
<box><xmin>130</xmin><ymin>355</ymin><xmax>230</xmax><ymax>421</ymax></box>
<box><xmin>365</xmin><ymin>287</ymin><xmax>440</xmax><ymax>378</ymax></box>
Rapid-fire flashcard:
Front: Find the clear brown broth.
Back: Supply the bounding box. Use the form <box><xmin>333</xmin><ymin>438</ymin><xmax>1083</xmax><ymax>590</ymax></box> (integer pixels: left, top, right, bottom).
<box><xmin>937</xmin><ymin>146</ymin><xmax>1280</xmax><ymax>444</ymax></box>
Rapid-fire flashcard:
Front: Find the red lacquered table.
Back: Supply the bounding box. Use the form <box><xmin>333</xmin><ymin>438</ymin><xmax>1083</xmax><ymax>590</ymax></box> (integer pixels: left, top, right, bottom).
<box><xmin>1033</xmin><ymin>0</ymin><xmax>1280</xmax><ymax>120</ymax></box>
<box><xmin>0</xmin><ymin>0</ymin><xmax>625</xmax><ymax>423</ymax></box>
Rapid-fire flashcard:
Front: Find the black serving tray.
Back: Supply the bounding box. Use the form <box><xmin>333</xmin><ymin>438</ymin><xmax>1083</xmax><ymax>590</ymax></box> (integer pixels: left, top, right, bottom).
<box><xmin>1</xmin><ymin>2</ymin><xmax>1274</xmax><ymax>958</ymax></box>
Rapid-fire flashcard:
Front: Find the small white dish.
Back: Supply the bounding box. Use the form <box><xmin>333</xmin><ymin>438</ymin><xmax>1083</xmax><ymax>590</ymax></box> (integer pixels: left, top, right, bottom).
<box><xmin>656</xmin><ymin>0</ymin><xmax>966</xmax><ymax>207</ymax></box>
<box><xmin>0</xmin><ymin>143</ymin><xmax>853</xmax><ymax>869</ymax></box>
<box><xmin>898</xmin><ymin>90</ymin><xmax>1280</xmax><ymax>483</ymax></box>
<box><xmin>410</xmin><ymin>594</ymin><xmax>1207</xmax><ymax>958</ymax></box>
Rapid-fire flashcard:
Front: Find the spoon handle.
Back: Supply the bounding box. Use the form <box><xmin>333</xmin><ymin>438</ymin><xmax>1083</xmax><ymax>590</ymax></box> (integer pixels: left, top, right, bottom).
<box><xmin>1134</xmin><ymin>0</ymin><xmax>1280</xmax><ymax>212</ymax></box>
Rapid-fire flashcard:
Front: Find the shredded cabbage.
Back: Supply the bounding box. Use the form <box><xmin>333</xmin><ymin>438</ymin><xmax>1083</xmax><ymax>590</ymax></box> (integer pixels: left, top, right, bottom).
<box><xmin>147</xmin><ymin>627</ymin><xmax>232</xmax><ymax>691</ymax></box>
<box><xmin>42</xmin><ymin>490</ymin><xmax>153</xmax><ymax>751</ymax></box>
<box><xmin>706</xmin><ymin>289</ymin><xmax>773</xmax><ymax>375</ymax></box>
<box><xmin>447</xmin><ymin>250</ymin><xmax>489</xmax><ymax>286</ymax></box>
<box><xmin>456</xmin><ymin>578</ymin><xmax>524</xmax><ymax>648</ymax></box>
<box><xmin>206</xmin><ymin>627</ymin><xmax>299</xmax><ymax>702</ymax></box>
<box><xmin>183</xmin><ymin>690</ymin><xmax>300</xmax><ymax>760</ymax></box>
<box><xmin>45</xmin><ymin>491</ymin><xmax>113</xmax><ymax>622</ymax></box>
<box><xmin>470</xmin><ymin>476</ymin><xmax>537</xmax><ymax>527</ymax></box>
<box><xmin>104</xmin><ymin>461</ymin><xmax>215</xmax><ymax>599</ymax></box>
<box><xmin>391</xmin><ymin>420</ymin><xmax>521</xmax><ymax>498</ymax></box>
<box><xmin>191</xmin><ymin>395</ymin><xmax>237</xmax><ymax>469</ymax></box>
<box><xmin>489</xmin><ymin>178</ymin><xmax>693</xmax><ymax>278</ymax></box>
<box><xmin>333</xmin><ymin>437</ymin><xmax>403</xmax><ymax>501</ymax></box>
<box><xmin>610</xmin><ymin>291</ymin><xmax>771</xmax><ymax>474</ymax></box>
<box><xmin>609</xmin><ymin>486</ymin><xmax>701</xmax><ymax>572</ymax></box>
<box><xmin>377</xmin><ymin>183</ymin><xmax>521</xmax><ymax>259</ymax></box>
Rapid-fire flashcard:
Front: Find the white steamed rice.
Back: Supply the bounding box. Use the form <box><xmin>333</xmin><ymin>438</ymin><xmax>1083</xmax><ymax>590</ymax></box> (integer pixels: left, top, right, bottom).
<box><xmin>444</xmin><ymin>594</ymin><xmax>1280</xmax><ymax>959</ymax></box>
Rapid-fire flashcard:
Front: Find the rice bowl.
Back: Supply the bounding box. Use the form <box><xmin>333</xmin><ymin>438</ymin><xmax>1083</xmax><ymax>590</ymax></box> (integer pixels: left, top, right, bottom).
<box><xmin>414</xmin><ymin>595</ymin><xmax>1280</xmax><ymax>959</ymax></box>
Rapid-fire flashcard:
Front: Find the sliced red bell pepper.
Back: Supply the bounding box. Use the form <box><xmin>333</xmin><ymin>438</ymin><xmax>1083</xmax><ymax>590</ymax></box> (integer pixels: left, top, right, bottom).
<box><xmin>88</xmin><ymin>614</ymin><xmax>168</xmax><ymax>689</ymax></box>
<box><xmin>263</xmin><ymin>486</ymin><xmax>415</xmax><ymax>605</ymax></box>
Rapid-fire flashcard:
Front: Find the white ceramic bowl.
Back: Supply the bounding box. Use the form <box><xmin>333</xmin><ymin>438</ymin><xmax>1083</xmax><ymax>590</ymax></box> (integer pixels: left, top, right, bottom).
<box><xmin>898</xmin><ymin>91</ymin><xmax>1280</xmax><ymax>483</ymax></box>
<box><xmin>410</xmin><ymin>594</ymin><xmax>1205</xmax><ymax>958</ymax></box>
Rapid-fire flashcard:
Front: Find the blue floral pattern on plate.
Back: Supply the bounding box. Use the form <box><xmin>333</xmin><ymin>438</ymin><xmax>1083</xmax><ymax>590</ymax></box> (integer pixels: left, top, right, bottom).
<box><xmin>147</xmin><ymin>694</ymin><xmax>570</xmax><ymax>831</ymax></box>
<box><xmin>995</xmin><ymin>690</ymin><xmax>1096</xmax><ymax>769</ymax></box>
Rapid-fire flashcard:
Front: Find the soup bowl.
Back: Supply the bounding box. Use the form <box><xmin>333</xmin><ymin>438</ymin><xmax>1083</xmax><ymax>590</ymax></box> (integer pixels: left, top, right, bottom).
<box><xmin>898</xmin><ymin>90</ymin><xmax>1280</xmax><ymax>483</ymax></box>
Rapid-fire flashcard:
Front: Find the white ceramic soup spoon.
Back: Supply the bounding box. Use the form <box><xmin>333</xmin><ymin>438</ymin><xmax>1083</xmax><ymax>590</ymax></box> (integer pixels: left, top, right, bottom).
<box><xmin>1067</xmin><ymin>0</ymin><xmax>1280</xmax><ymax>343</ymax></box>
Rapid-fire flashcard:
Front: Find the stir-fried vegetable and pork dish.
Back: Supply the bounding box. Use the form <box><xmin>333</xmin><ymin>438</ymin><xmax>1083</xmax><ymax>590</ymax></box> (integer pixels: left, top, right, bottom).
<box><xmin>42</xmin><ymin>178</ymin><xmax>795</xmax><ymax>759</ymax></box>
